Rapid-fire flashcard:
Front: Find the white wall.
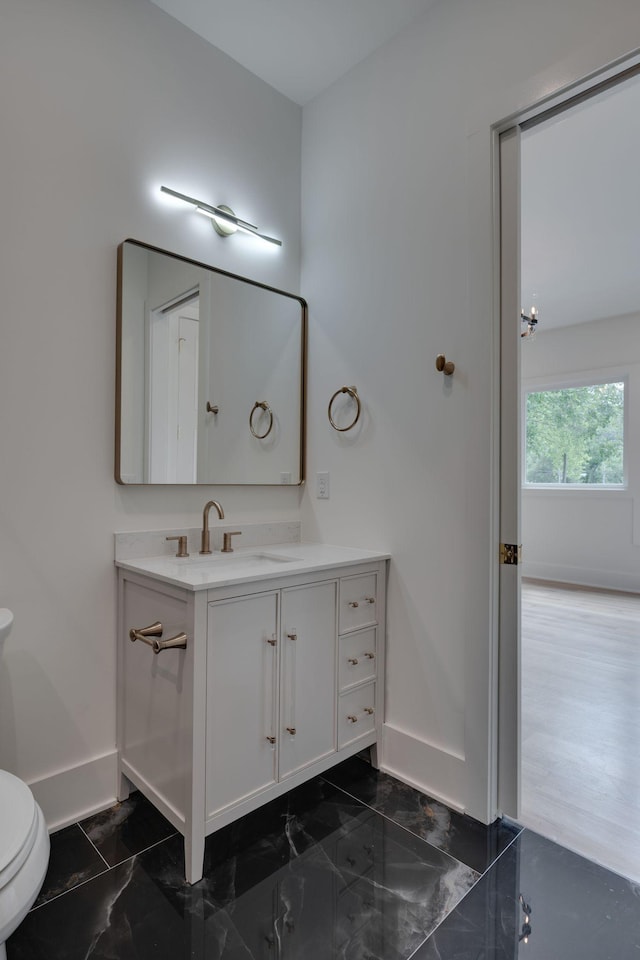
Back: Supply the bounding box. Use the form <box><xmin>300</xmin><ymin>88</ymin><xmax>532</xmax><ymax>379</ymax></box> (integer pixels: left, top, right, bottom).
<box><xmin>300</xmin><ymin>0</ymin><xmax>640</xmax><ymax>816</ymax></box>
<box><xmin>3</xmin><ymin>0</ymin><xmax>640</xmax><ymax>832</ymax></box>
<box><xmin>521</xmin><ymin>314</ymin><xmax>640</xmax><ymax>592</ymax></box>
<box><xmin>0</xmin><ymin>0</ymin><xmax>302</xmax><ymax>826</ymax></box>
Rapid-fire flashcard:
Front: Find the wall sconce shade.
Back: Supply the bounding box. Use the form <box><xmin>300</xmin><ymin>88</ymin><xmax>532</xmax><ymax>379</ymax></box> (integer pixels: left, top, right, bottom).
<box><xmin>160</xmin><ymin>186</ymin><xmax>282</xmax><ymax>247</ymax></box>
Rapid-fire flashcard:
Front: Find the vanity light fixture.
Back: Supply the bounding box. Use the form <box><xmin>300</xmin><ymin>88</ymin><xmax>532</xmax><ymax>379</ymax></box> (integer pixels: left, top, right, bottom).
<box><xmin>160</xmin><ymin>186</ymin><xmax>282</xmax><ymax>247</ymax></box>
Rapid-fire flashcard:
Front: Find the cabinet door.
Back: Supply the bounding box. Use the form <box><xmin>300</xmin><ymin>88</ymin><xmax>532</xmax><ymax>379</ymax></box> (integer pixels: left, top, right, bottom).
<box><xmin>279</xmin><ymin>581</ymin><xmax>337</xmax><ymax>779</ymax></box>
<box><xmin>206</xmin><ymin>592</ymin><xmax>279</xmax><ymax>818</ymax></box>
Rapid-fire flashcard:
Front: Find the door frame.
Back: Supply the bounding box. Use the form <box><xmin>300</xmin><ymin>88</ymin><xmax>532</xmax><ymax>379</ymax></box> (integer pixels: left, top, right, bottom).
<box><xmin>492</xmin><ymin>54</ymin><xmax>640</xmax><ymax>820</ymax></box>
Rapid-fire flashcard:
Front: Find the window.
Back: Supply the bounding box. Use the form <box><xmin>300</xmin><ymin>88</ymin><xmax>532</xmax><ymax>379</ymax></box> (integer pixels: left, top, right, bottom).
<box><xmin>525</xmin><ymin>380</ymin><xmax>625</xmax><ymax>486</ymax></box>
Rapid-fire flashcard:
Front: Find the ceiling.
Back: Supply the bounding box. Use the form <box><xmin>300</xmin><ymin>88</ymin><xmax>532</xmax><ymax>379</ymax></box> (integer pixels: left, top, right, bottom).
<box><xmin>521</xmin><ymin>72</ymin><xmax>640</xmax><ymax>331</ymax></box>
<box><xmin>149</xmin><ymin>0</ymin><xmax>441</xmax><ymax>105</ymax></box>
<box><xmin>149</xmin><ymin>0</ymin><xmax>638</xmax><ymax>334</ymax></box>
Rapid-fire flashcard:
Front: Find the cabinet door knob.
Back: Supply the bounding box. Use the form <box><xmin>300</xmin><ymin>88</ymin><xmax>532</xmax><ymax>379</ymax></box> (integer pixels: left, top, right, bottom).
<box><xmin>364</xmin><ymin>596</ymin><xmax>375</xmax><ymax>605</ymax></box>
<box><xmin>364</xmin><ymin>707</ymin><xmax>374</xmax><ymax>715</ymax></box>
<box><xmin>364</xmin><ymin>652</ymin><xmax>375</xmax><ymax>660</ymax></box>
<box><xmin>286</xmin><ymin>726</ymin><xmax>297</xmax><ymax>736</ymax></box>
<box><xmin>265</xmin><ymin>736</ymin><xmax>276</xmax><ymax>744</ymax></box>
<box><xmin>348</xmin><ymin>657</ymin><xmax>359</xmax><ymax>665</ymax></box>
<box><xmin>347</xmin><ymin>715</ymin><xmax>358</xmax><ymax>724</ymax></box>
<box><xmin>286</xmin><ymin>632</ymin><xmax>297</xmax><ymax>642</ymax></box>
<box><xmin>348</xmin><ymin>601</ymin><xmax>359</xmax><ymax>608</ymax></box>
<box><xmin>267</xmin><ymin>636</ymin><xmax>277</xmax><ymax>646</ymax></box>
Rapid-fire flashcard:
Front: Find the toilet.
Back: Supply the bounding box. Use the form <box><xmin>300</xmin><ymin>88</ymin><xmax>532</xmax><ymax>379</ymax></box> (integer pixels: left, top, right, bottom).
<box><xmin>0</xmin><ymin>610</ymin><xmax>50</xmax><ymax>960</ymax></box>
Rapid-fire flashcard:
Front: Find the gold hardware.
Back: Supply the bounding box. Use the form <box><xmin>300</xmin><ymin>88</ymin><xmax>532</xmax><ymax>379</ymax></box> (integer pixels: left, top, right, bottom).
<box><xmin>166</xmin><ymin>535</ymin><xmax>189</xmax><ymax>557</ymax></box>
<box><xmin>286</xmin><ymin>727</ymin><xmax>297</xmax><ymax>736</ymax></box>
<box><xmin>500</xmin><ymin>543</ymin><xmax>522</xmax><ymax>565</ymax></box>
<box><xmin>267</xmin><ymin>636</ymin><xmax>277</xmax><ymax>646</ymax></box>
<box><xmin>347</xmin><ymin>715</ymin><xmax>358</xmax><ymax>724</ymax></box>
<box><xmin>348</xmin><ymin>601</ymin><xmax>359</xmax><ymax>608</ymax></box>
<box><xmin>129</xmin><ymin>622</ymin><xmax>187</xmax><ymax>654</ymax></box>
<box><xmin>266</xmin><ymin>736</ymin><xmax>276</xmax><ymax>744</ymax></box>
<box><xmin>328</xmin><ymin>385</ymin><xmax>361</xmax><ymax>432</ymax></box>
<box><xmin>364</xmin><ymin>707</ymin><xmax>374</xmax><ymax>715</ymax></box>
<box><xmin>435</xmin><ymin>354</ymin><xmax>455</xmax><ymax>376</ymax></box>
<box><xmin>206</xmin><ymin>402</ymin><xmax>219</xmax><ymax>414</ymax></box>
<box><xmin>200</xmin><ymin>500</ymin><xmax>224</xmax><ymax>554</ymax></box>
<box><xmin>221</xmin><ymin>531</ymin><xmax>242</xmax><ymax>553</ymax></box>
<box><xmin>286</xmin><ymin>632</ymin><xmax>297</xmax><ymax>642</ymax></box>
<box><xmin>153</xmin><ymin>632</ymin><xmax>188</xmax><ymax>654</ymax></box>
<box><xmin>129</xmin><ymin>621</ymin><xmax>163</xmax><ymax>644</ymax></box>
<box><xmin>249</xmin><ymin>400</ymin><xmax>274</xmax><ymax>439</ymax></box>
<box><xmin>348</xmin><ymin>657</ymin><xmax>359</xmax><ymax>665</ymax></box>
<box><xmin>364</xmin><ymin>652</ymin><xmax>375</xmax><ymax>660</ymax></box>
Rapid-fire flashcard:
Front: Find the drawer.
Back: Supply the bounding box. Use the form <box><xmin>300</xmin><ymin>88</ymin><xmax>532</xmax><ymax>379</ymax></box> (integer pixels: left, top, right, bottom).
<box><xmin>339</xmin><ymin>627</ymin><xmax>377</xmax><ymax>692</ymax></box>
<box><xmin>339</xmin><ymin>574</ymin><xmax>377</xmax><ymax>633</ymax></box>
<box><xmin>338</xmin><ymin>683</ymin><xmax>376</xmax><ymax>749</ymax></box>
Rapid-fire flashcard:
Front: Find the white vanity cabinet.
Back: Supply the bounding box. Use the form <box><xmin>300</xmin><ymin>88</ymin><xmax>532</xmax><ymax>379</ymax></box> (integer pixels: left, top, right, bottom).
<box><xmin>117</xmin><ymin>553</ymin><xmax>387</xmax><ymax>883</ymax></box>
<box><xmin>206</xmin><ymin>580</ymin><xmax>337</xmax><ymax>818</ymax></box>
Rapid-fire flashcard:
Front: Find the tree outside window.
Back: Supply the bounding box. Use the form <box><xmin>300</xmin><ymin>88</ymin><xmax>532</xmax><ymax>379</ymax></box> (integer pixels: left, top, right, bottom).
<box><xmin>525</xmin><ymin>381</ymin><xmax>624</xmax><ymax>485</ymax></box>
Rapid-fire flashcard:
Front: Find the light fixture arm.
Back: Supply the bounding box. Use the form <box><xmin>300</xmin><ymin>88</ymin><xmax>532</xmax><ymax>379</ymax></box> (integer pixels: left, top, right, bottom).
<box><xmin>160</xmin><ymin>185</ymin><xmax>282</xmax><ymax>246</ymax></box>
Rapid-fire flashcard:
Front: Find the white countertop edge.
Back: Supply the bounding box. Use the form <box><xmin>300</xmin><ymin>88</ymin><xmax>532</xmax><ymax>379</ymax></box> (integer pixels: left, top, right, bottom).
<box><xmin>115</xmin><ymin>541</ymin><xmax>390</xmax><ymax>592</ymax></box>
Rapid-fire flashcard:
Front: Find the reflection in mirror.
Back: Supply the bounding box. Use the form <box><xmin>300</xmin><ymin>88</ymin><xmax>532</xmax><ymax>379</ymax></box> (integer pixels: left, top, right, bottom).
<box><xmin>116</xmin><ymin>240</ymin><xmax>306</xmax><ymax>485</ymax></box>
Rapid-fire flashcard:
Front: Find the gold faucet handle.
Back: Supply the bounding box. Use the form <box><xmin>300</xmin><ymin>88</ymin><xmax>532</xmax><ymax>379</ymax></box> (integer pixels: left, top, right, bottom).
<box><xmin>221</xmin><ymin>531</ymin><xmax>242</xmax><ymax>553</ymax></box>
<box><xmin>166</xmin><ymin>535</ymin><xmax>189</xmax><ymax>557</ymax></box>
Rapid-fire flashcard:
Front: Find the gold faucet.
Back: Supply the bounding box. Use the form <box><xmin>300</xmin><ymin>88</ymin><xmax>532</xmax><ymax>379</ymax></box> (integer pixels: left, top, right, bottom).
<box><xmin>200</xmin><ymin>500</ymin><xmax>224</xmax><ymax>554</ymax></box>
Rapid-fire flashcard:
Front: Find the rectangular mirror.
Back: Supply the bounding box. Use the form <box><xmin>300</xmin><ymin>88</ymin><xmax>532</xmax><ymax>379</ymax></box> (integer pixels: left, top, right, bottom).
<box><xmin>116</xmin><ymin>240</ymin><xmax>306</xmax><ymax>485</ymax></box>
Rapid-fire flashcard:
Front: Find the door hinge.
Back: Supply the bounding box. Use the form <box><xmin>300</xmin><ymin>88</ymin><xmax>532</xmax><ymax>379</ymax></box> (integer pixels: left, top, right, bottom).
<box><xmin>499</xmin><ymin>543</ymin><xmax>522</xmax><ymax>565</ymax></box>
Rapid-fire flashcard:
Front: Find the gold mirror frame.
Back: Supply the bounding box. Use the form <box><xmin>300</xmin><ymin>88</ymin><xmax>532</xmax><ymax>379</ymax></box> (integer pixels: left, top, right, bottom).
<box><xmin>115</xmin><ymin>239</ymin><xmax>306</xmax><ymax>485</ymax></box>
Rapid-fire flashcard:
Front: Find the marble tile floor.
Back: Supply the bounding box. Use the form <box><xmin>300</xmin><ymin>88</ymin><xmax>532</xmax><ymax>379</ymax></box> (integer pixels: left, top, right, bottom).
<box><xmin>7</xmin><ymin>756</ymin><xmax>640</xmax><ymax>958</ymax></box>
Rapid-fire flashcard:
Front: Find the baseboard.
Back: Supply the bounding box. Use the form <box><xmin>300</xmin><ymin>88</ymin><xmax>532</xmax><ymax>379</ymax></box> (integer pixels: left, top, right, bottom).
<box><xmin>381</xmin><ymin>723</ymin><xmax>465</xmax><ymax>813</ymax></box>
<box><xmin>522</xmin><ymin>560</ymin><xmax>640</xmax><ymax>593</ymax></box>
<box><xmin>28</xmin><ymin>751</ymin><xmax>118</xmax><ymax>832</ymax></box>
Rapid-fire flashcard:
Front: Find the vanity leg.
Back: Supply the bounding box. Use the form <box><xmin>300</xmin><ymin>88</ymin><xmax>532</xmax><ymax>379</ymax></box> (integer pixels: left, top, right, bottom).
<box><xmin>369</xmin><ymin>743</ymin><xmax>380</xmax><ymax>770</ymax></box>
<box><xmin>117</xmin><ymin>769</ymin><xmax>131</xmax><ymax>802</ymax></box>
<box><xmin>184</xmin><ymin>827</ymin><xmax>205</xmax><ymax>884</ymax></box>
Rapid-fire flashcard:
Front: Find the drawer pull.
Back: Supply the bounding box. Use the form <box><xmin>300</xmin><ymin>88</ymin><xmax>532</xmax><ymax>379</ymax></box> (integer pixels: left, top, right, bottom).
<box><xmin>286</xmin><ymin>726</ymin><xmax>297</xmax><ymax>736</ymax></box>
<box><xmin>364</xmin><ymin>707</ymin><xmax>374</xmax><ymax>715</ymax></box>
<box><xmin>364</xmin><ymin>652</ymin><xmax>375</xmax><ymax>660</ymax></box>
<box><xmin>347</xmin><ymin>714</ymin><xmax>358</xmax><ymax>724</ymax></box>
<box><xmin>348</xmin><ymin>601</ymin><xmax>359</xmax><ymax>608</ymax></box>
<box><xmin>266</xmin><ymin>736</ymin><xmax>276</xmax><ymax>744</ymax></box>
<box><xmin>348</xmin><ymin>657</ymin><xmax>359</xmax><ymax>665</ymax></box>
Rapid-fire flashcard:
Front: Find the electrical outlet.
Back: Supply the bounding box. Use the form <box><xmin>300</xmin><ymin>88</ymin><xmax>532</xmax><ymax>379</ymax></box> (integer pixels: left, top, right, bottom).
<box><xmin>316</xmin><ymin>471</ymin><xmax>330</xmax><ymax>499</ymax></box>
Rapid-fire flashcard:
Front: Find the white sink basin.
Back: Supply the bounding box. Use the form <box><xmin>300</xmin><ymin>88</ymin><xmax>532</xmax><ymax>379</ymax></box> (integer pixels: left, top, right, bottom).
<box><xmin>182</xmin><ymin>552</ymin><xmax>295</xmax><ymax>567</ymax></box>
<box><xmin>136</xmin><ymin>551</ymin><xmax>298</xmax><ymax>581</ymax></box>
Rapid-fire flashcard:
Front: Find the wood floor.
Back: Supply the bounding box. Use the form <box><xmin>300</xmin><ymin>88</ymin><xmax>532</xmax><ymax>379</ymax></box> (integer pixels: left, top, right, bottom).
<box><xmin>521</xmin><ymin>578</ymin><xmax>640</xmax><ymax>883</ymax></box>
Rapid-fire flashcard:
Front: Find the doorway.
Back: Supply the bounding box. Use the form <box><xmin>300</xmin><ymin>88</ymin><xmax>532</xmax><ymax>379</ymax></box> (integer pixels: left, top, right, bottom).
<box><xmin>148</xmin><ymin>290</ymin><xmax>200</xmax><ymax>482</ymax></box>
<box><xmin>498</xmin><ymin>65</ymin><xmax>640</xmax><ymax>881</ymax></box>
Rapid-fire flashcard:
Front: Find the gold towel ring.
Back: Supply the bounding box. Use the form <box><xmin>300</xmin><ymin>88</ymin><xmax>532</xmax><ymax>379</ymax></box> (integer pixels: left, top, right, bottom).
<box><xmin>328</xmin><ymin>386</ymin><xmax>361</xmax><ymax>432</ymax></box>
<box><xmin>249</xmin><ymin>400</ymin><xmax>273</xmax><ymax>439</ymax></box>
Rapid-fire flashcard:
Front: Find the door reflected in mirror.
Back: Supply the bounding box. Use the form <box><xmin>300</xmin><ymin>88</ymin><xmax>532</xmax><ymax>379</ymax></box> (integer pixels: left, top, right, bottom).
<box><xmin>116</xmin><ymin>240</ymin><xmax>306</xmax><ymax>485</ymax></box>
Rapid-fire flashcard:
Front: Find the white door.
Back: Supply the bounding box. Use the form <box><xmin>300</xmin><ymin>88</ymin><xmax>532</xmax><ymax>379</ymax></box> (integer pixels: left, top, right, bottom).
<box><xmin>279</xmin><ymin>582</ymin><xmax>337</xmax><ymax>780</ymax></box>
<box><xmin>147</xmin><ymin>295</ymin><xmax>199</xmax><ymax>482</ymax></box>
<box><xmin>206</xmin><ymin>592</ymin><xmax>279</xmax><ymax>817</ymax></box>
<box><xmin>497</xmin><ymin>125</ymin><xmax>522</xmax><ymax>819</ymax></box>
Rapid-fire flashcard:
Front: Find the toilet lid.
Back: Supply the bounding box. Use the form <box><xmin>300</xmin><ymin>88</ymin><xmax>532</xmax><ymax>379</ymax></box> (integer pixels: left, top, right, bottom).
<box><xmin>0</xmin><ymin>770</ymin><xmax>36</xmax><ymax>876</ymax></box>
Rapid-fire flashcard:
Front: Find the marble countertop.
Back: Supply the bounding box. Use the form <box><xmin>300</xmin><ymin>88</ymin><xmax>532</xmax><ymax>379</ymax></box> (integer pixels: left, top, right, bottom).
<box><xmin>116</xmin><ymin>542</ymin><xmax>389</xmax><ymax>591</ymax></box>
